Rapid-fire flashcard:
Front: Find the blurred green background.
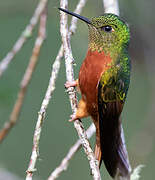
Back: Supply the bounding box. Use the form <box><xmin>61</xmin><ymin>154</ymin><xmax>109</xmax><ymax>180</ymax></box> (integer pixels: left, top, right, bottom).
<box><xmin>0</xmin><ymin>0</ymin><xmax>155</xmax><ymax>179</ymax></box>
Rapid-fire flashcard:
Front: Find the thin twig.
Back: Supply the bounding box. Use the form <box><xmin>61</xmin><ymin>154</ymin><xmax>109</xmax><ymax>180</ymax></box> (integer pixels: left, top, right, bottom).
<box><xmin>23</xmin><ymin>9</ymin><xmax>47</xmax><ymax>180</ymax></box>
<box><xmin>25</xmin><ymin>43</ymin><xmax>63</xmax><ymax>180</ymax></box>
<box><xmin>0</xmin><ymin>0</ymin><xmax>48</xmax><ymax>78</ymax></box>
<box><xmin>103</xmin><ymin>0</ymin><xmax>119</xmax><ymax>15</ymax></box>
<box><xmin>25</xmin><ymin>0</ymin><xmax>87</xmax><ymax>179</ymax></box>
<box><xmin>68</xmin><ymin>0</ymin><xmax>88</xmax><ymax>35</ymax></box>
<box><xmin>48</xmin><ymin>123</ymin><xmax>96</xmax><ymax>180</ymax></box>
<box><xmin>59</xmin><ymin>0</ymin><xmax>101</xmax><ymax>179</ymax></box>
<box><xmin>0</xmin><ymin>7</ymin><xmax>47</xmax><ymax>143</ymax></box>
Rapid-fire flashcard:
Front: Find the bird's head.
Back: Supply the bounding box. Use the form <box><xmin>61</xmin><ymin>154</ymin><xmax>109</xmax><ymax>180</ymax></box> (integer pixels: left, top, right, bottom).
<box><xmin>59</xmin><ymin>8</ymin><xmax>130</xmax><ymax>53</ymax></box>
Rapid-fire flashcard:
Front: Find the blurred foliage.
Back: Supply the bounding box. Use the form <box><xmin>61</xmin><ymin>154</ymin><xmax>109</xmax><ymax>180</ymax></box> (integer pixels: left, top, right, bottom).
<box><xmin>0</xmin><ymin>0</ymin><xmax>154</xmax><ymax>179</ymax></box>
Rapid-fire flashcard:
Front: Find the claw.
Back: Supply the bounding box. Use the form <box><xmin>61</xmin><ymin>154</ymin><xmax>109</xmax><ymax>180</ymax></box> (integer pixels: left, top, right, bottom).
<box><xmin>69</xmin><ymin>114</ymin><xmax>77</xmax><ymax>122</ymax></box>
<box><xmin>64</xmin><ymin>81</ymin><xmax>77</xmax><ymax>89</ymax></box>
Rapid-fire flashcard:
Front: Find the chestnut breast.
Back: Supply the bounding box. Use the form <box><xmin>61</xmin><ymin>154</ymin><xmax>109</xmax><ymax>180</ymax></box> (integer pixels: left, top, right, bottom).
<box><xmin>79</xmin><ymin>49</ymin><xmax>112</xmax><ymax>116</ymax></box>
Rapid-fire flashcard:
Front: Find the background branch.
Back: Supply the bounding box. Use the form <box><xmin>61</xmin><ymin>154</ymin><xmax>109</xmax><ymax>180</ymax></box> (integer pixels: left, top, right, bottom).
<box><xmin>102</xmin><ymin>0</ymin><xmax>119</xmax><ymax>15</ymax></box>
<box><xmin>21</xmin><ymin>7</ymin><xmax>47</xmax><ymax>180</ymax></box>
<box><xmin>25</xmin><ymin>43</ymin><xmax>63</xmax><ymax>180</ymax></box>
<box><xmin>0</xmin><ymin>5</ymin><xmax>47</xmax><ymax>143</ymax></box>
<box><xmin>0</xmin><ymin>0</ymin><xmax>48</xmax><ymax>78</ymax></box>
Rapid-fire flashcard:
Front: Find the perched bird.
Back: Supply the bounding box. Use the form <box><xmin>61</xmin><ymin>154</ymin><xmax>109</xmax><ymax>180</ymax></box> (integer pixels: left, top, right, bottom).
<box><xmin>59</xmin><ymin>8</ymin><xmax>131</xmax><ymax>179</ymax></box>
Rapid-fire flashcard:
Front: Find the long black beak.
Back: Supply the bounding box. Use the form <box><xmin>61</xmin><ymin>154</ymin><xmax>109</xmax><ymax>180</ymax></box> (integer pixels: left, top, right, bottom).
<box><xmin>58</xmin><ymin>8</ymin><xmax>91</xmax><ymax>25</ymax></box>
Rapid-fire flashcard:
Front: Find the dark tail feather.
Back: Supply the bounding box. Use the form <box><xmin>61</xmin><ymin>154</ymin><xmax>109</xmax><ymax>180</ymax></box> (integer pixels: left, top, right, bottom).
<box><xmin>98</xmin><ymin>101</ymin><xmax>131</xmax><ymax>179</ymax></box>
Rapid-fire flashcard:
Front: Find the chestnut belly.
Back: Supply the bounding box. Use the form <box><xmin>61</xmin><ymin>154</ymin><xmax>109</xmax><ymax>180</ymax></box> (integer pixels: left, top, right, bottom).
<box><xmin>78</xmin><ymin>50</ymin><xmax>112</xmax><ymax>118</ymax></box>
<box><xmin>79</xmin><ymin>70</ymin><xmax>98</xmax><ymax>117</ymax></box>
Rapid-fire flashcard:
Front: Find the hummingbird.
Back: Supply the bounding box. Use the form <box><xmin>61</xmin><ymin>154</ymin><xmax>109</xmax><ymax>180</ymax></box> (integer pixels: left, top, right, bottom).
<box><xmin>59</xmin><ymin>8</ymin><xmax>131</xmax><ymax>179</ymax></box>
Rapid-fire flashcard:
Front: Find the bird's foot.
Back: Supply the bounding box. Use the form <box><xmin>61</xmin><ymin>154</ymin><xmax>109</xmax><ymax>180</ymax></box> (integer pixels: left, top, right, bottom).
<box><xmin>69</xmin><ymin>114</ymin><xmax>77</xmax><ymax>122</ymax></box>
<box><xmin>64</xmin><ymin>80</ymin><xmax>77</xmax><ymax>88</ymax></box>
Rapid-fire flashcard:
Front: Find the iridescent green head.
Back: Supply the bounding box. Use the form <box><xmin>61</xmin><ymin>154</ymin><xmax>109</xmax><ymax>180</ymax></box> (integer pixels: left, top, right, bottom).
<box><xmin>58</xmin><ymin>8</ymin><xmax>130</xmax><ymax>53</ymax></box>
<box><xmin>89</xmin><ymin>14</ymin><xmax>130</xmax><ymax>52</ymax></box>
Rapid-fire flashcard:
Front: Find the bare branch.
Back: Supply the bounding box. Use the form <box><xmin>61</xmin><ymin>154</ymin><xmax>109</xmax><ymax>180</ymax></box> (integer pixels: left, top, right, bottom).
<box><xmin>25</xmin><ymin>45</ymin><xmax>63</xmax><ymax>180</ymax></box>
<box><xmin>21</xmin><ymin>8</ymin><xmax>47</xmax><ymax>180</ymax></box>
<box><xmin>59</xmin><ymin>0</ymin><xmax>101</xmax><ymax>179</ymax></box>
<box><xmin>0</xmin><ymin>6</ymin><xmax>47</xmax><ymax>143</ymax></box>
<box><xmin>0</xmin><ymin>0</ymin><xmax>48</xmax><ymax>78</ymax></box>
<box><xmin>68</xmin><ymin>0</ymin><xmax>88</xmax><ymax>35</ymax></box>
<box><xmin>103</xmin><ymin>0</ymin><xmax>119</xmax><ymax>15</ymax></box>
<box><xmin>25</xmin><ymin>0</ymin><xmax>88</xmax><ymax>179</ymax></box>
<box><xmin>48</xmin><ymin>123</ymin><xmax>96</xmax><ymax>180</ymax></box>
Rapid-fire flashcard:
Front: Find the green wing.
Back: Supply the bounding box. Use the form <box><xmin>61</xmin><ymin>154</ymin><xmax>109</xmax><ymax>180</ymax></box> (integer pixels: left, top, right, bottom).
<box><xmin>99</xmin><ymin>66</ymin><xmax>129</xmax><ymax>104</ymax></box>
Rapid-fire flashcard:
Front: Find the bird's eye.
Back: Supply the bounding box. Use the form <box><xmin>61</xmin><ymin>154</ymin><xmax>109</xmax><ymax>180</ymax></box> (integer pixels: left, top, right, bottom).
<box><xmin>101</xmin><ymin>25</ymin><xmax>113</xmax><ymax>32</ymax></box>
